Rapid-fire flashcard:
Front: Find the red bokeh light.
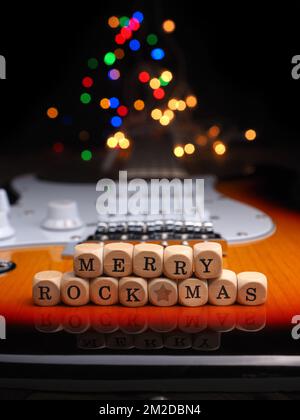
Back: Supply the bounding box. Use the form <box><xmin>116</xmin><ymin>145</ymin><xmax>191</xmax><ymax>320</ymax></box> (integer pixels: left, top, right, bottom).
<box><xmin>82</xmin><ymin>77</ymin><xmax>94</xmax><ymax>88</ymax></box>
<box><xmin>139</xmin><ymin>71</ymin><xmax>150</xmax><ymax>83</ymax></box>
<box><xmin>115</xmin><ymin>34</ymin><xmax>126</xmax><ymax>45</ymax></box>
<box><xmin>153</xmin><ymin>88</ymin><xmax>165</xmax><ymax>100</ymax></box>
<box><xmin>117</xmin><ymin>105</ymin><xmax>129</xmax><ymax>117</ymax></box>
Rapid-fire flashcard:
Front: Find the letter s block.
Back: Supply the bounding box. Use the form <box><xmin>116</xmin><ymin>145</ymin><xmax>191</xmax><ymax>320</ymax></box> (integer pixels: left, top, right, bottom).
<box><xmin>33</xmin><ymin>270</ymin><xmax>62</xmax><ymax>306</ymax></box>
<box><xmin>61</xmin><ymin>272</ymin><xmax>90</xmax><ymax>306</ymax></box>
<box><xmin>90</xmin><ymin>277</ymin><xmax>119</xmax><ymax>306</ymax></box>
<box><xmin>163</xmin><ymin>245</ymin><xmax>193</xmax><ymax>280</ymax></box>
<box><xmin>193</xmin><ymin>242</ymin><xmax>222</xmax><ymax>279</ymax></box>
<box><xmin>237</xmin><ymin>271</ymin><xmax>267</xmax><ymax>306</ymax></box>
<box><xmin>104</xmin><ymin>242</ymin><xmax>133</xmax><ymax>277</ymax></box>
<box><xmin>74</xmin><ymin>243</ymin><xmax>103</xmax><ymax>278</ymax></box>
<box><xmin>133</xmin><ymin>243</ymin><xmax>164</xmax><ymax>278</ymax></box>
<box><xmin>119</xmin><ymin>277</ymin><xmax>148</xmax><ymax>307</ymax></box>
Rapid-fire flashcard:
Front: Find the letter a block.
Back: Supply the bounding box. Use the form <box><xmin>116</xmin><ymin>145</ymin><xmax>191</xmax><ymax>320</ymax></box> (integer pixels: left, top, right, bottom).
<box><xmin>61</xmin><ymin>272</ymin><xmax>90</xmax><ymax>306</ymax></box>
<box><xmin>163</xmin><ymin>245</ymin><xmax>193</xmax><ymax>280</ymax></box>
<box><xmin>193</xmin><ymin>242</ymin><xmax>222</xmax><ymax>279</ymax></box>
<box><xmin>74</xmin><ymin>243</ymin><xmax>103</xmax><ymax>278</ymax></box>
<box><xmin>33</xmin><ymin>271</ymin><xmax>62</xmax><ymax>306</ymax></box>
<box><xmin>119</xmin><ymin>277</ymin><xmax>148</xmax><ymax>307</ymax></box>
<box><xmin>90</xmin><ymin>277</ymin><xmax>119</xmax><ymax>306</ymax></box>
<box><xmin>178</xmin><ymin>278</ymin><xmax>208</xmax><ymax>306</ymax></box>
<box><xmin>104</xmin><ymin>242</ymin><xmax>133</xmax><ymax>277</ymax></box>
<box><xmin>208</xmin><ymin>269</ymin><xmax>237</xmax><ymax>306</ymax></box>
<box><xmin>148</xmin><ymin>278</ymin><xmax>178</xmax><ymax>307</ymax></box>
<box><xmin>133</xmin><ymin>243</ymin><xmax>164</xmax><ymax>278</ymax></box>
<box><xmin>237</xmin><ymin>272</ymin><xmax>267</xmax><ymax>306</ymax></box>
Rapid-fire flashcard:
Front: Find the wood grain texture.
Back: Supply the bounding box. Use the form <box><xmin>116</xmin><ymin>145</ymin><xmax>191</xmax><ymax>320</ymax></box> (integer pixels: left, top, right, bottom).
<box><xmin>0</xmin><ymin>178</ymin><xmax>299</xmax><ymax>327</ymax></box>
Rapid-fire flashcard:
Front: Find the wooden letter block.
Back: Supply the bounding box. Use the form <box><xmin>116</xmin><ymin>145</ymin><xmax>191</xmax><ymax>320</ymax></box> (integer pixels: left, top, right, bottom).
<box><xmin>237</xmin><ymin>271</ymin><xmax>268</xmax><ymax>306</ymax></box>
<box><xmin>163</xmin><ymin>245</ymin><xmax>193</xmax><ymax>280</ymax></box>
<box><xmin>193</xmin><ymin>242</ymin><xmax>222</xmax><ymax>279</ymax></box>
<box><xmin>208</xmin><ymin>269</ymin><xmax>237</xmax><ymax>306</ymax></box>
<box><xmin>33</xmin><ymin>270</ymin><xmax>62</xmax><ymax>306</ymax></box>
<box><xmin>133</xmin><ymin>243</ymin><xmax>164</xmax><ymax>278</ymax></box>
<box><xmin>178</xmin><ymin>278</ymin><xmax>208</xmax><ymax>307</ymax></box>
<box><xmin>74</xmin><ymin>242</ymin><xmax>103</xmax><ymax>278</ymax></box>
<box><xmin>90</xmin><ymin>276</ymin><xmax>118</xmax><ymax>306</ymax></box>
<box><xmin>148</xmin><ymin>278</ymin><xmax>178</xmax><ymax>307</ymax></box>
<box><xmin>119</xmin><ymin>277</ymin><xmax>148</xmax><ymax>307</ymax></box>
<box><xmin>104</xmin><ymin>242</ymin><xmax>133</xmax><ymax>277</ymax></box>
<box><xmin>61</xmin><ymin>272</ymin><xmax>90</xmax><ymax>306</ymax></box>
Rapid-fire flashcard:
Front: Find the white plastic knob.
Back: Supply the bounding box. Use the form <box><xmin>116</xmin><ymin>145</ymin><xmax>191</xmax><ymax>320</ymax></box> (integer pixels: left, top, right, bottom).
<box><xmin>0</xmin><ymin>211</ymin><xmax>15</xmax><ymax>240</ymax></box>
<box><xmin>41</xmin><ymin>200</ymin><xmax>83</xmax><ymax>231</ymax></box>
<box><xmin>0</xmin><ymin>189</ymin><xmax>10</xmax><ymax>214</ymax></box>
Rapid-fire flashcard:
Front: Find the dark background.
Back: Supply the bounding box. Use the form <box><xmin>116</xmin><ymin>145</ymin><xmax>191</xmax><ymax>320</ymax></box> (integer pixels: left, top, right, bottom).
<box><xmin>0</xmin><ymin>1</ymin><xmax>299</xmax><ymax>154</ymax></box>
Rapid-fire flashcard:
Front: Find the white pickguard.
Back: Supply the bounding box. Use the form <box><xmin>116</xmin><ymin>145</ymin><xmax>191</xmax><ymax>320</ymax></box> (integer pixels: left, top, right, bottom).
<box><xmin>0</xmin><ymin>174</ymin><xmax>275</xmax><ymax>248</ymax></box>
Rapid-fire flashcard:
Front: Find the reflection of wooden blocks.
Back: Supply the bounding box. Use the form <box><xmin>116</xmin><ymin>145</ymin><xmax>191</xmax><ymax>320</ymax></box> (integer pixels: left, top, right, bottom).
<box><xmin>61</xmin><ymin>272</ymin><xmax>90</xmax><ymax>306</ymax></box>
<box><xmin>106</xmin><ymin>332</ymin><xmax>134</xmax><ymax>349</ymax></box>
<box><xmin>148</xmin><ymin>278</ymin><xmax>178</xmax><ymax>307</ymax></box>
<box><xmin>177</xmin><ymin>307</ymin><xmax>208</xmax><ymax>333</ymax></box>
<box><xmin>236</xmin><ymin>306</ymin><xmax>267</xmax><ymax>332</ymax></box>
<box><xmin>90</xmin><ymin>277</ymin><xmax>119</xmax><ymax>306</ymax></box>
<box><xmin>134</xmin><ymin>331</ymin><xmax>164</xmax><ymax>349</ymax></box>
<box><xmin>178</xmin><ymin>278</ymin><xmax>208</xmax><ymax>307</ymax></box>
<box><xmin>104</xmin><ymin>242</ymin><xmax>133</xmax><ymax>277</ymax></box>
<box><xmin>133</xmin><ymin>243</ymin><xmax>164</xmax><ymax>278</ymax></box>
<box><xmin>192</xmin><ymin>331</ymin><xmax>221</xmax><ymax>351</ymax></box>
<box><xmin>33</xmin><ymin>270</ymin><xmax>62</xmax><ymax>306</ymax></box>
<box><xmin>74</xmin><ymin>243</ymin><xmax>103</xmax><ymax>278</ymax></box>
<box><xmin>237</xmin><ymin>272</ymin><xmax>267</xmax><ymax>306</ymax></box>
<box><xmin>193</xmin><ymin>242</ymin><xmax>222</xmax><ymax>279</ymax></box>
<box><xmin>207</xmin><ymin>306</ymin><xmax>236</xmax><ymax>332</ymax></box>
<box><xmin>163</xmin><ymin>245</ymin><xmax>193</xmax><ymax>280</ymax></box>
<box><xmin>63</xmin><ymin>312</ymin><xmax>90</xmax><ymax>334</ymax></box>
<box><xmin>119</xmin><ymin>277</ymin><xmax>148</xmax><ymax>307</ymax></box>
<box><xmin>77</xmin><ymin>332</ymin><xmax>106</xmax><ymax>350</ymax></box>
<box><xmin>208</xmin><ymin>269</ymin><xmax>237</xmax><ymax>306</ymax></box>
<box><xmin>92</xmin><ymin>308</ymin><xmax>119</xmax><ymax>334</ymax></box>
<box><xmin>164</xmin><ymin>331</ymin><xmax>192</xmax><ymax>349</ymax></box>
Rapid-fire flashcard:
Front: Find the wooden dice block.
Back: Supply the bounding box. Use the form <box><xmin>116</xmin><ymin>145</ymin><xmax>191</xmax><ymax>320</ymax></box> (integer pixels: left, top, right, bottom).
<box><xmin>61</xmin><ymin>272</ymin><xmax>90</xmax><ymax>306</ymax></box>
<box><xmin>148</xmin><ymin>278</ymin><xmax>178</xmax><ymax>307</ymax></box>
<box><xmin>104</xmin><ymin>242</ymin><xmax>133</xmax><ymax>277</ymax></box>
<box><xmin>74</xmin><ymin>243</ymin><xmax>103</xmax><ymax>278</ymax></box>
<box><xmin>208</xmin><ymin>269</ymin><xmax>237</xmax><ymax>306</ymax></box>
<box><xmin>119</xmin><ymin>277</ymin><xmax>148</xmax><ymax>307</ymax></box>
<box><xmin>90</xmin><ymin>277</ymin><xmax>118</xmax><ymax>306</ymax></box>
<box><xmin>192</xmin><ymin>331</ymin><xmax>221</xmax><ymax>351</ymax></box>
<box><xmin>193</xmin><ymin>242</ymin><xmax>222</xmax><ymax>279</ymax></box>
<box><xmin>133</xmin><ymin>243</ymin><xmax>164</xmax><ymax>278</ymax></box>
<box><xmin>33</xmin><ymin>270</ymin><xmax>62</xmax><ymax>306</ymax></box>
<box><xmin>163</xmin><ymin>245</ymin><xmax>193</xmax><ymax>280</ymax></box>
<box><xmin>178</xmin><ymin>278</ymin><xmax>208</xmax><ymax>307</ymax></box>
<box><xmin>237</xmin><ymin>272</ymin><xmax>267</xmax><ymax>305</ymax></box>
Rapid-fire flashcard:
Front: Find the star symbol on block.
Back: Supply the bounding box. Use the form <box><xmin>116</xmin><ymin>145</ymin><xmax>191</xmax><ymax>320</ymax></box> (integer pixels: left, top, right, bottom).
<box><xmin>154</xmin><ymin>284</ymin><xmax>172</xmax><ymax>302</ymax></box>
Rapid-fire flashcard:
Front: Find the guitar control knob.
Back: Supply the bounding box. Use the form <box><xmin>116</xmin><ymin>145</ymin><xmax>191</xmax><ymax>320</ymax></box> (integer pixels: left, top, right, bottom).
<box><xmin>42</xmin><ymin>200</ymin><xmax>83</xmax><ymax>231</ymax></box>
<box><xmin>0</xmin><ymin>189</ymin><xmax>10</xmax><ymax>214</ymax></box>
<box><xmin>0</xmin><ymin>211</ymin><xmax>15</xmax><ymax>240</ymax></box>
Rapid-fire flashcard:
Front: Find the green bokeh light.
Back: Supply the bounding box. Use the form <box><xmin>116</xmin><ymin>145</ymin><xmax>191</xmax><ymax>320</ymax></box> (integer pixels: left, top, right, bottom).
<box><xmin>80</xmin><ymin>93</ymin><xmax>92</xmax><ymax>104</ymax></box>
<box><xmin>147</xmin><ymin>34</ymin><xmax>158</xmax><ymax>46</ymax></box>
<box><xmin>87</xmin><ymin>58</ymin><xmax>98</xmax><ymax>70</ymax></box>
<box><xmin>159</xmin><ymin>77</ymin><xmax>169</xmax><ymax>87</ymax></box>
<box><xmin>104</xmin><ymin>52</ymin><xmax>116</xmax><ymax>66</ymax></box>
<box><xmin>119</xmin><ymin>16</ymin><xmax>130</xmax><ymax>27</ymax></box>
<box><xmin>81</xmin><ymin>150</ymin><xmax>92</xmax><ymax>161</ymax></box>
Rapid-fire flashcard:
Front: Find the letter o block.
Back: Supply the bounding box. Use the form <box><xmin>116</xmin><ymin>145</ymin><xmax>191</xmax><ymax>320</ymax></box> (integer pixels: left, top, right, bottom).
<box><xmin>193</xmin><ymin>242</ymin><xmax>222</xmax><ymax>279</ymax></box>
<box><xmin>163</xmin><ymin>245</ymin><xmax>193</xmax><ymax>280</ymax></box>
<box><xmin>104</xmin><ymin>242</ymin><xmax>133</xmax><ymax>277</ymax></box>
<box><xmin>119</xmin><ymin>277</ymin><xmax>148</xmax><ymax>307</ymax></box>
<box><xmin>61</xmin><ymin>272</ymin><xmax>90</xmax><ymax>306</ymax></box>
<box><xmin>74</xmin><ymin>243</ymin><xmax>103</xmax><ymax>278</ymax></box>
<box><xmin>133</xmin><ymin>243</ymin><xmax>164</xmax><ymax>278</ymax></box>
<box><xmin>33</xmin><ymin>270</ymin><xmax>62</xmax><ymax>306</ymax></box>
<box><xmin>178</xmin><ymin>278</ymin><xmax>208</xmax><ymax>307</ymax></box>
<box><xmin>90</xmin><ymin>277</ymin><xmax>119</xmax><ymax>306</ymax></box>
<box><xmin>208</xmin><ymin>269</ymin><xmax>237</xmax><ymax>306</ymax></box>
<box><xmin>148</xmin><ymin>278</ymin><xmax>178</xmax><ymax>307</ymax></box>
<box><xmin>237</xmin><ymin>271</ymin><xmax>268</xmax><ymax>306</ymax></box>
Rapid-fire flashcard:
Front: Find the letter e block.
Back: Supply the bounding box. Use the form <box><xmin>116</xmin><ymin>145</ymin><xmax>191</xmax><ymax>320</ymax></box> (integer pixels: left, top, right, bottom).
<box><xmin>90</xmin><ymin>277</ymin><xmax>119</xmax><ymax>306</ymax></box>
<box><xmin>163</xmin><ymin>245</ymin><xmax>193</xmax><ymax>280</ymax></box>
<box><xmin>178</xmin><ymin>278</ymin><xmax>208</xmax><ymax>307</ymax></box>
<box><xmin>237</xmin><ymin>271</ymin><xmax>267</xmax><ymax>306</ymax></box>
<box><xmin>119</xmin><ymin>277</ymin><xmax>148</xmax><ymax>307</ymax></box>
<box><xmin>193</xmin><ymin>242</ymin><xmax>222</xmax><ymax>279</ymax></box>
<box><xmin>208</xmin><ymin>269</ymin><xmax>237</xmax><ymax>306</ymax></box>
<box><xmin>33</xmin><ymin>271</ymin><xmax>62</xmax><ymax>306</ymax></box>
<box><xmin>133</xmin><ymin>243</ymin><xmax>164</xmax><ymax>278</ymax></box>
<box><xmin>104</xmin><ymin>242</ymin><xmax>133</xmax><ymax>277</ymax></box>
<box><xmin>61</xmin><ymin>272</ymin><xmax>90</xmax><ymax>306</ymax></box>
<box><xmin>74</xmin><ymin>243</ymin><xmax>103</xmax><ymax>278</ymax></box>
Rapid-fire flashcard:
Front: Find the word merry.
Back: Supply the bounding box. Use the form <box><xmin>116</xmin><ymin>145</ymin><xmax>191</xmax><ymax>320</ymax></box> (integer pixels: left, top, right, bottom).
<box><xmin>32</xmin><ymin>242</ymin><xmax>268</xmax><ymax>308</ymax></box>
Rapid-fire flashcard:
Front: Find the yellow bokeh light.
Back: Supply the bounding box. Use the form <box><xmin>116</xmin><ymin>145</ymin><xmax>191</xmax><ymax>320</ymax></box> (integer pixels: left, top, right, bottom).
<box><xmin>151</xmin><ymin>109</ymin><xmax>162</xmax><ymax>120</ymax></box>
<box><xmin>114</xmin><ymin>131</ymin><xmax>125</xmax><ymax>140</ymax></box>
<box><xmin>100</xmin><ymin>98</ymin><xmax>110</xmax><ymax>109</ymax></box>
<box><xmin>208</xmin><ymin>125</ymin><xmax>221</xmax><ymax>138</ymax></box>
<box><xmin>177</xmin><ymin>100</ymin><xmax>186</xmax><ymax>111</ymax></box>
<box><xmin>149</xmin><ymin>78</ymin><xmax>161</xmax><ymax>90</ymax></box>
<box><xmin>107</xmin><ymin>137</ymin><xmax>118</xmax><ymax>148</ymax></box>
<box><xmin>184</xmin><ymin>143</ymin><xmax>195</xmax><ymax>155</ymax></box>
<box><xmin>161</xmin><ymin>70</ymin><xmax>173</xmax><ymax>83</ymax></box>
<box><xmin>163</xmin><ymin>19</ymin><xmax>176</xmax><ymax>33</ymax></box>
<box><xmin>196</xmin><ymin>134</ymin><xmax>207</xmax><ymax>146</ymax></box>
<box><xmin>134</xmin><ymin>100</ymin><xmax>145</xmax><ymax>111</ymax></box>
<box><xmin>108</xmin><ymin>16</ymin><xmax>119</xmax><ymax>28</ymax></box>
<box><xmin>160</xmin><ymin>115</ymin><xmax>170</xmax><ymax>126</ymax></box>
<box><xmin>186</xmin><ymin>95</ymin><xmax>197</xmax><ymax>108</ymax></box>
<box><xmin>168</xmin><ymin>99</ymin><xmax>178</xmax><ymax>111</ymax></box>
<box><xmin>213</xmin><ymin>141</ymin><xmax>226</xmax><ymax>156</ymax></box>
<box><xmin>119</xmin><ymin>138</ymin><xmax>130</xmax><ymax>149</ymax></box>
<box><xmin>164</xmin><ymin>109</ymin><xmax>175</xmax><ymax>120</ymax></box>
<box><xmin>245</xmin><ymin>129</ymin><xmax>257</xmax><ymax>141</ymax></box>
<box><xmin>47</xmin><ymin>107</ymin><xmax>59</xmax><ymax>119</ymax></box>
<box><xmin>173</xmin><ymin>145</ymin><xmax>184</xmax><ymax>158</ymax></box>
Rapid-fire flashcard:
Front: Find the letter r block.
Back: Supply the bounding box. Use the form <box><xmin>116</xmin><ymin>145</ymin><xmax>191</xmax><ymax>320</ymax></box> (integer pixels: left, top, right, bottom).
<box><xmin>133</xmin><ymin>243</ymin><xmax>164</xmax><ymax>278</ymax></box>
<box><xmin>119</xmin><ymin>277</ymin><xmax>148</xmax><ymax>307</ymax></box>
<box><xmin>104</xmin><ymin>242</ymin><xmax>133</xmax><ymax>277</ymax></box>
<box><xmin>193</xmin><ymin>242</ymin><xmax>222</xmax><ymax>279</ymax></box>
<box><xmin>237</xmin><ymin>271</ymin><xmax>267</xmax><ymax>306</ymax></box>
<box><xmin>74</xmin><ymin>243</ymin><xmax>103</xmax><ymax>278</ymax></box>
<box><xmin>163</xmin><ymin>245</ymin><xmax>193</xmax><ymax>280</ymax></box>
<box><xmin>33</xmin><ymin>270</ymin><xmax>62</xmax><ymax>306</ymax></box>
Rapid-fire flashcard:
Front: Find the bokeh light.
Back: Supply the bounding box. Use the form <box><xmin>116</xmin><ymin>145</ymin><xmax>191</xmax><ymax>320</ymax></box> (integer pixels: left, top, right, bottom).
<box><xmin>213</xmin><ymin>141</ymin><xmax>226</xmax><ymax>155</ymax></box>
<box><xmin>115</xmin><ymin>34</ymin><xmax>126</xmax><ymax>45</ymax></box>
<box><xmin>80</xmin><ymin>93</ymin><xmax>92</xmax><ymax>104</ymax></box>
<box><xmin>153</xmin><ymin>88</ymin><xmax>165</xmax><ymax>100</ymax></box>
<box><xmin>53</xmin><ymin>142</ymin><xmax>64</xmax><ymax>153</ymax></box>
<box><xmin>111</xmin><ymin>116</ymin><xmax>123</xmax><ymax>128</ymax></box>
<box><xmin>129</xmin><ymin>18</ymin><xmax>140</xmax><ymax>31</ymax></box>
<box><xmin>107</xmin><ymin>137</ymin><xmax>118</xmax><ymax>148</ymax></box>
<box><xmin>151</xmin><ymin>109</ymin><xmax>162</xmax><ymax>120</ymax></box>
<box><xmin>208</xmin><ymin>125</ymin><xmax>221</xmax><ymax>138</ymax></box>
<box><xmin>108</xmin><ymin>16</ymin><xmax>119</xmax><ymax>28</ymax></box>
<box><xmin>47</xmin><ymin>107</ymin><xmax>59</xmax><ymax>119</ymax></box>
<box><xmin>104</xmin><ymin>52</ymin><xmax>116</xmax><ymax>66</ymax></box>
<box><xmin>117</xmin><ymin>105</ymin><xmax>128</xmax><ymax>117</ymax></box>
<box><xmin>177</xmin><ymin>100</ymin><xmax>186</xmax><ymax>111</ymax></box>
<box><xmin>109</xmin><ymin>97</ymin><xmax>120</xmax><ymax>109</ymax></box>
<box><xmin>162</xmin><ymin>19</ymin><xmax>176</xmax><ymax>33</ymax></box>
<box><xmin>147</xmin><ymin>34</ymin><xmax>158</xmax><ymax>46</ymax></box>
<box><xmin>139</xmin><ymin>71</ymin><xmax>150</xmax><ymax>83</ymax></box>
<box><xmin>100</xmin><ymin>98</ymin><xmax>110</xmax><ymax>109</ymax></box>
<box><xmin>164</xmin><ymin>109</ymin><xmax>175</xmax><ymax>120</ymax></box>
<box><xmin>151</xmin><ymin>48</ymin><xmax>165</xmax><ymax>60</ymax></box>
<box><xmin>161</xmin><ymin>71</ymin><xmax>173</xmax><ymax>83</ymax></box>
<box><xmin>87</xmin><ymin>58</ymin><xmax>98</xmax><ymax>70</ymax></box>
<box><xmin>114</xmin><ymin>48</ymin><xmax>125</xmax><ymax>59</ymax></box>
<box><xmin>81</xmin><ymin>150</ymin><xmax>92</xmax><ymax>161</ymax></box>
<box><xmin>121</xmin><ymin>27</ymin><xmax>132</xmax><ymax>40</ymax></box>
<box><xmin>119</xmin><ymin>137</ymin><xmax>130</xmax><ymax>149</ymax></box>
<box><xmin>82</xmin><ymin>76</ymin><xmax>94</xmax><ymax>88</ymax></box>
<box><xmin>168</xmin><ymin>99</ymin><xmax>178</xmax><ymax>110</ymax></box>
<box><xmin>196</xmin><ymin>134</ymin><xmax>207</xmax><ymax>146</ymax></box>
<box><xmin>149</xmin><ymin>78</ymin><xmax>161</xmax><ymax>89</ymax></box>
<box><xmin>173</xmin><ymin>146</ymin><xmax>184</xmax><ymax>158</ymax></box>
<box><xmin>132</xmin><ymin>11</ymin><xmax>144</xmax><ymax>23</ymax></box>
<box><xmin>114</xmin><ymin>131</ymin><xmax>125</xmax><ymax>140</ymax></box>
<box><xmin>186</xmin><ymin>95</ymin><xmax>197</xmax><ymax>108</ymax></box>
<box><xmin>129</xmin><ymin>39</ymin><xmax>141</xmax><ymax>51</ymax></box>
<box><xmin>184</xmin><ymin>143</ymin><xmax>195</xmax><ymax>155</ymax></box>
<box><xmin>108</xmin><ymin>69</ymin><xmax>120</xmax><ymax>80</ymax></box>
<box><xmin>78</xmin><ymin>130</ymin><xmax>90</xmax><ymax>141</ymax></box>
<box><xmin>119</xmin><ymin>16</ymin><xmax>130</xmax><ymax>27</ymax></box>
<box><xmin>159</xmin><ymin>115</ymin><xmax>170</xmax><ymax>126</ymax></box>
<box><xmin>245</xmin><ymin>129</ymin><xmax>257</xmax><ymax>141</ymax></box>
<box><xmin>134</xmin><ymin>100</ymin><xmax>145</xmax><ymax>111</ymax></box>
